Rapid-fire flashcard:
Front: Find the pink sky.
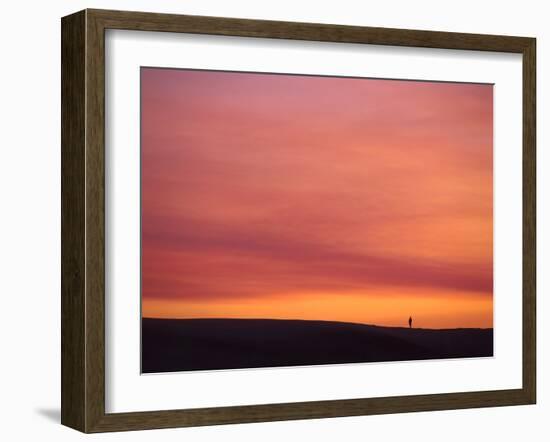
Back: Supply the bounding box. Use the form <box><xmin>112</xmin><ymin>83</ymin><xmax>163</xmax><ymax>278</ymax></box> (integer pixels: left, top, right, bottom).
<box><xmin>141</xmin><ymin>68</ymin><xmax>493</xmax><ymax>328</ymax></box>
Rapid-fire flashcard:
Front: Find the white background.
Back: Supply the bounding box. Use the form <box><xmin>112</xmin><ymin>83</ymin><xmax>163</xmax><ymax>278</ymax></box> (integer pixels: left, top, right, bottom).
<box><xmin>106</xmin><ymin>30</ymin><xmax>523</xmax><ymax>413</ymax></box>
<box><xmin>0</xmin><ymin>0</ymin><xmax>547</xmax><ymax>441</ymax></box>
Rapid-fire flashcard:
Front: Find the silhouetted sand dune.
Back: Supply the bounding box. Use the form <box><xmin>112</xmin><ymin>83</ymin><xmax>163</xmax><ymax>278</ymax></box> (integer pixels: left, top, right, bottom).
<box><xmin>141</xmin><ymin>318</ymin><xmax>493</xmax><ymax>373</ymax></box>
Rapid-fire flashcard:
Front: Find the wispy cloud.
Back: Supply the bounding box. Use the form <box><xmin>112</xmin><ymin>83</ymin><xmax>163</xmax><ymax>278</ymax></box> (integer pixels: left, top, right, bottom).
<box><xmin>141</xmin><ymin>68</ymin><xmax>493</xmax><ymax>327</ymax></box>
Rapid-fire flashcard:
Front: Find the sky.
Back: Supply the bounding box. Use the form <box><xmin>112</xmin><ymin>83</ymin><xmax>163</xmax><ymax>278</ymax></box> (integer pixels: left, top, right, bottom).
<box><xmin>141</xmin><ymin>68</ymin><xmax>493</xmax><ymax>329</ymax></box>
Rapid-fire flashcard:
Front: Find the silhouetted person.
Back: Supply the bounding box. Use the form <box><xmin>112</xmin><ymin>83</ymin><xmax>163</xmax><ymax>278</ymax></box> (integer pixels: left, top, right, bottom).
<box><xmin>408</xmin><ymin>316</ymin><xmax>413</xmax><ymax>329</ymax></box>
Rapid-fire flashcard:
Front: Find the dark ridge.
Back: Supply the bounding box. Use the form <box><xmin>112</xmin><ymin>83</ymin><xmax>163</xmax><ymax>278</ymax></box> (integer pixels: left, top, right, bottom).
<box><xmin>141</xmin><ymin>318</ymin><xmax>493</xmax><ymax>373</ymax></box>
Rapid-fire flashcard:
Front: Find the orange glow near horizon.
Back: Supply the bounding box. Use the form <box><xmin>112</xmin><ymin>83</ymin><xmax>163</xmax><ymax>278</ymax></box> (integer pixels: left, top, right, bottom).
<box><xmin>143</xmin><ymin>289</ymin><xmax>492</xmax><ymax>329</ymax></box>
<box><xmin>141</xmin><ymin>68</ymin><xmax>493</xmax><ymax>329</ymax></box>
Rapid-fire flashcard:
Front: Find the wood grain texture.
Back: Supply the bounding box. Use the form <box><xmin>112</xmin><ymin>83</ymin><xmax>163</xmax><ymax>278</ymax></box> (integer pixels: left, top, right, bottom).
<box><xmin>61</xmin><ymin>8</ymin><xmax>537</xmax><ymax>433</ymax></box>
<box><xmin>84</xmin><ymin>9</ymin><xmax>107</xmax><ymax>433</ymax></box>
<box><xmin>61</xmin><ymin>10</ymin><xmax>86</xmax><ymax>432</ymax></box>
<box><xmin>90</xmin><ymin>8</ymin><xmax>533</xmax><ymax>52</ymax></box>
<box><xmin>522</xmin><ymin>38</ymin><xmax>536</xmax><ymax>403</ymax></box>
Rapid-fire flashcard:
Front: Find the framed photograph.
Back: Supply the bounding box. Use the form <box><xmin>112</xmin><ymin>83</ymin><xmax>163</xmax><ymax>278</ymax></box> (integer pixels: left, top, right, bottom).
<box><xmin>61</xmin><ymin>9</ymin><xmax>536</xmax><ymax>433</ymax></box>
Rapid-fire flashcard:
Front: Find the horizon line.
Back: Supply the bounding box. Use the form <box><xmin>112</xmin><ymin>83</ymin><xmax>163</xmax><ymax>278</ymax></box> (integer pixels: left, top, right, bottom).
<box><xmin>141</xmin><ymin>316</ymin><xmax>494</xmax><ymax>331</ymax></box>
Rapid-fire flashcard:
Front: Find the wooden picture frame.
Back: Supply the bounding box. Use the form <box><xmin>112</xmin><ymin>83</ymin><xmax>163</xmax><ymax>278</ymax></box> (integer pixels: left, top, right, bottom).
<box><xmin>61</xmin><ymin>8</ymin><xmax>536</xmax><ymax>433</ymax></box>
